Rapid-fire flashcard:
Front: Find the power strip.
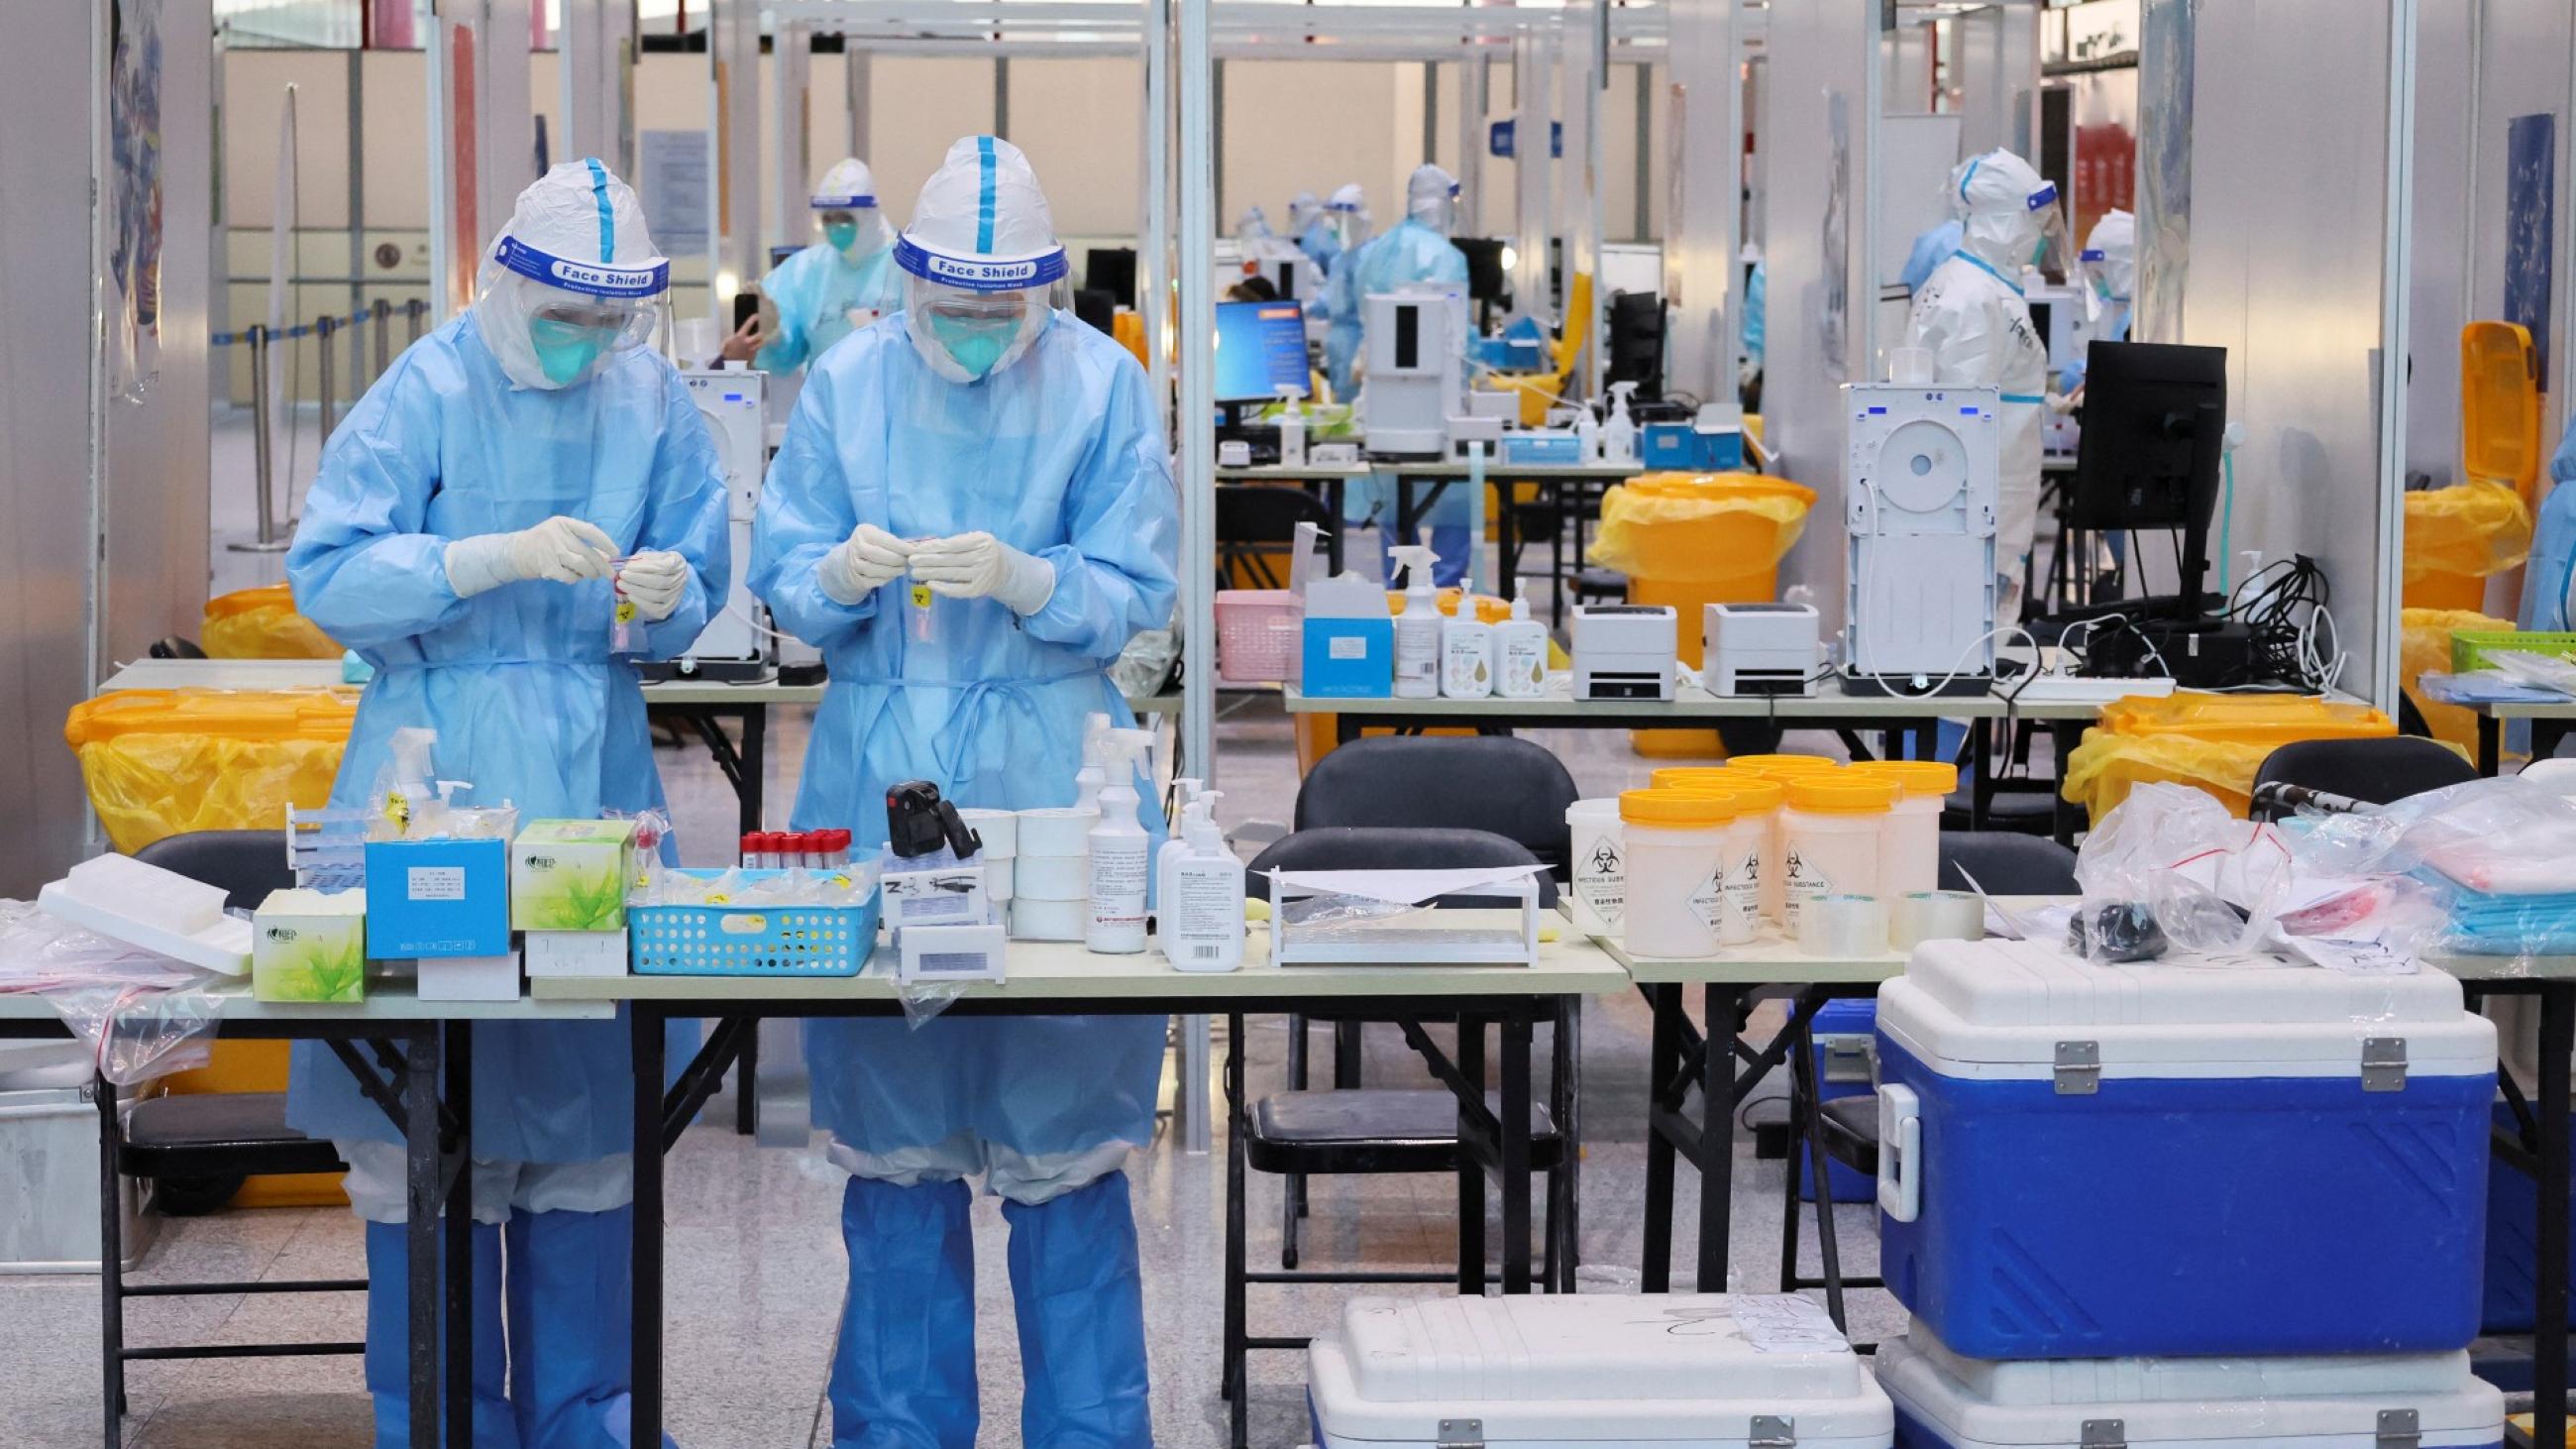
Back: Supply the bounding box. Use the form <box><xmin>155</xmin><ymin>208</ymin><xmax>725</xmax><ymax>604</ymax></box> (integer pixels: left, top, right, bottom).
<box><xmin>2012</xmin><ymin>674</ymin><xmax>2179</xmax><ymax>704</ymax></box>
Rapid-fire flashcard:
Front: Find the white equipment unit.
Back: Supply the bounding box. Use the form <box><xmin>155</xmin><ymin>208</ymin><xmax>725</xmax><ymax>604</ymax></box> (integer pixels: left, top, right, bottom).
<box><xmin>1571</xmin><ymin>605</ymin><xmax>1678</xmax><ymax>702</ymax></box>
<box><xmin>671</xmin><ymin>367</ymin><xmax>770</xmax><ymax>680</ymax></box>
<box><xmin>2028</xmin><ymin>283</ymin><xmax>2094</xmax><ymax>459</ymax></box>
<box><xmin>1307</xmin><ymin>1293</ymin><xmax>1895</xmax><ymax>1449</ymax></box>
<box><xmin>1844</xmin><ymin>385</ymin><xmax>2000</xmax><ymax>696</ymax></box>
<box><xmin>1876</xmin><ymin>1322</ymin><xmax>2503</xmax><ymax>1449</ymax></box>
<box><xmin>1705</xmin><ymin>602</ymin><xmax>1822</xmax><ymax>697</ymax></box>
<box><xmin>1363</xmin><ymin>287</ymin><xmax>1467</xmax><ymax>458</ymax></box>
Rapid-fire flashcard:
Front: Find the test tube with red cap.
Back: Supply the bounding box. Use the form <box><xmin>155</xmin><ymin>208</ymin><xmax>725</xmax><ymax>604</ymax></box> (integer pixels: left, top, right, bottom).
<box><xmin>739</xmin><ymin>833</ymin><xmax>759</xmax><ymax>869</ymax></box>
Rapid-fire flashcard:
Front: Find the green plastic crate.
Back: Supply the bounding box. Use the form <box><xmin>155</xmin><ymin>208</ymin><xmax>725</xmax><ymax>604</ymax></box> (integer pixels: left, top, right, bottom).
<box><xmin>2450</xmin><ymin>629</ymin><xmax>2576</xmax><ymax>673</ymax></box>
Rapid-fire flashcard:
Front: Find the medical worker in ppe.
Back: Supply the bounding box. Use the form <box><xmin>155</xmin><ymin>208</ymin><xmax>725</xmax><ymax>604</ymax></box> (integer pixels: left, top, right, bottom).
<box><xmin>1903</xmin><ymin>148</ymin><xmax>2065</xmax><ymax>621</ymax></box>
<box><xmin>750</xmin><ymin>135</ymin><xmax>1178</xmax><ymax>1449</ymax></box>
<box><xmin>2058</xmin><ymin>208</ymin><xmax>2136</xmax><ymax>391</ymax></box>
<box><xmin>1236</xmin><ymin>203</ymin><xmax>1319</xmax><ymax>306</ymax></box>
<box><xmin>1900</xmin><ymin>218</ymin><xmax>1965</xmax><ymax>292</ymax></box>
<box><xmin>1288</xmin><ymin>189</ymin><xmax>1325</xmax><ymax>248</ymax></box>
<box><xmin>1306</xmin><ymin>183</ymin><xmax>1371</xmax><ymax>364</ymax></box>
<box><xmin>2518</xmin><ymin>417</ymin><xmax>2576</xmax><ymax>632</ymax></box>
<box><xmin>745</xmin><ymin>157</ymin><xmax>905</xmax><ymax>375</ymax></box>
<box><xmin>286</xmin><ymin>159</ymin><xmax>726</xmax><ymax>1449</ymax></box>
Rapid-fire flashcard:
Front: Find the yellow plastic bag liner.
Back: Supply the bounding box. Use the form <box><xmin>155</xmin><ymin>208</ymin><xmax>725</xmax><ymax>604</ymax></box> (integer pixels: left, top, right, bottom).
<box><xmin>2403</xmin><ymin>482</ymin><xmax>2531</xmax><ymax>585</ymax></box>
<box><xmin>65</xmin><ymin>688</ymin><xmax>360</xmax><ymax>853</ymax></box>
<box><xmin>201</xmin><ymin>582</ymin><xmax>344</xmax><ymax>660</ymax></box>
<box><xmin>2065</xmin><ymin>691</ymin><xmax>2396</xmax><ymax>824</ymax></box>
<box><xmin>2463</xmin><ymin>321</ymin><xmax>2544</xmax><ymax>504</ymax></box>
<box><xmin>2403</xmin><ymin>608</ymin><xmax>2516</xmax><ymax>756</ymax></box>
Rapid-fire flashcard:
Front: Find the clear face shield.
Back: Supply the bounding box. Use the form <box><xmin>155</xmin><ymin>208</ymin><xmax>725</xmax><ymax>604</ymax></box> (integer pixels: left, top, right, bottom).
<box><xmin>2023</xmin><ymin>187</ymin><xmax>2076</xmax><ymax>284</ymax></box>
<box><xmin>901</xmin><ymin>271</ymin><xmax>1056</xmax><ymax>383</ymax></box>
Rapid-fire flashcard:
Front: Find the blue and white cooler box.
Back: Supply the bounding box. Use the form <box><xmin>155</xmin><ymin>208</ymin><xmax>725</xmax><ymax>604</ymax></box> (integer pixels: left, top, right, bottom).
<box><xmin>1875</xmin><ymin>940</ymin><xmax>2496</xmax><ymax>1361</ymax></box>
<box><xmin>1306</xmin><ymin>1293</ymin><xmax>1893</xmax><ymax>1448</ymax></box>
<box><xmin>1802</xmin><ymin>997</ymin><xmax>1878</xmax><ymax>1203</ymax></box>
<box><xmin>1875</xmin><ymin>1321</ymin><xmax>2505</xmax><ymax>1449</ymax></box>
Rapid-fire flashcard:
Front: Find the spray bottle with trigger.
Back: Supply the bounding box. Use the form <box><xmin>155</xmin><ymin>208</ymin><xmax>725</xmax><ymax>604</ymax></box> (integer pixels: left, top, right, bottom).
<box><xmin>1085</xmin><ymin>727</ymin><xmax>1157</xmax><ymax>953</ymax></box>
<box><xmin>1389</xmin><ymin>532</ymin><xmax>1442</xmax><ymax>700</ymax></box>
<box><xmin>1603</xmin><ymin>381</ymin><xmax>1641</xmax><ymax>465</ymax></box>
<box><xmin>1073</xmin><ymin>712</ymin><xmax>1113</xmax><ymax>811</ymax></box>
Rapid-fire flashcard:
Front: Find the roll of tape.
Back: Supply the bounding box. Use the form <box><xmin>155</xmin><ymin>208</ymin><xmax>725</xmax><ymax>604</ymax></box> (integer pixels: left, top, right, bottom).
<box><xmin>957</xmin><ymin>808</ymin><xmax>1018</xmax><ymax>859</ymax></box>
<box><xmin>1890</xmin><ymin>890</ymin><xmax>1986</xmax><ymax>951</ymax></box>
<box><xmin>1797</xmin><ymin>894</ymin><xmax>1889</xmax><ymax>957</ymax></box>
<box><xmin>1012</xmin><ymin>854</ymin><xmax>1090</xmax><ymax>901</ymax></box>
<box><xmin>1016</xmin><ymin>807</ymin><xmax>1100</xmax><ymax>856</ymax></box>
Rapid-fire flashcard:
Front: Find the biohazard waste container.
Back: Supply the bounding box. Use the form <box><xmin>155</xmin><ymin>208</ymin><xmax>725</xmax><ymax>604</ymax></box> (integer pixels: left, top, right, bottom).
<box><xmin>2063</xmin><ymin>692</ymin><xmax>2397</xmax><ymax>825</ymax></box>
<box><xmin>1587</xmin><ymin>472</ymin><xmax>1817</xmax><ymax>756</ymax></box>
<box><xmin>65</xmin><ymin>688</ymin><xmax>359</xmax><ymax>854</ymax></box>
<box><xmin>201</xmin><ymin>583</ymin><xmax>344</xmax><ymax>660</ymax></box>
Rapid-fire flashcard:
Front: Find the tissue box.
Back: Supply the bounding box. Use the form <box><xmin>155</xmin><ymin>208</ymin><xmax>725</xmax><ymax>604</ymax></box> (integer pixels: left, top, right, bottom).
<box><xmin>1300</xmin><ymin>571</ymin><xmax>1396</xmax><ymax>698</ymax></box>
<box><xmin>252</xmin><ymin>888</ymin><xmax>368</xmax><ymax>1004</ymax></box>
<box><xmin>365</xmin><ymin>837</ymin><xmax>509</xmax><ymax>959</ymax></box>
<box><xmin>510</xmin><ymin>819</ymin><xmax>637</xmax><ymax>932</ymax></box>
<box><xmin>523</xmin><ymin>931</ymin><xmax>629</xmax><ymax>979</ymax></box>
<box><xmin>416</xmin><ymin>950</ymin><xmax>521</xmax><ymax>1003</ymax></box>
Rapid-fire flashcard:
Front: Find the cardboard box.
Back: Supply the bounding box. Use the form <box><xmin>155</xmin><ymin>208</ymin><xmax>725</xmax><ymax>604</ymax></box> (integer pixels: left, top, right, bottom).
<box><xmin>252</xmin><ymin>888</ymin><xmax>368</xmax><ymax>1004</ymax></box>
<box><xmin>510</xmin><ymin>819</ymin><xmax>638</xmax><ymax>933</ymax></box>
<box><xmin>365</xmin><ymin>837</ymin><xmax>510</xmax><ymax>959</ymax></box>
<box><xmin>523</xmin><ymin>930</ymin><xmax>629</xmax><ymax>979</ymax></box>
<box><xmin>1299</xmin><ymin>572</ymin><xmax>1395</xmax><ymax>698</ymax></box>
<box><xmin>416</xmin><ymin>950</ymin><xmax>521</xmax><ymax>1003</ymax></box>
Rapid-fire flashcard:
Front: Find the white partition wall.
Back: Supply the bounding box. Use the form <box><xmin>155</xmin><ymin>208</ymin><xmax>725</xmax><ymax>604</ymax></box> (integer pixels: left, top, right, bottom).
<box><xmin>1663</xmin><ymin>0</ymin><xmax>1742</xmax><ymax>406</ymax></box>
<box><xmin>2165</xmin><ymin>0</ymin><xmax>2415</xmax><ymax>706</ymax></box>
<box><xmin>1763</xmin><ymin>1</ymin><xmax>1878</xmax><ymax>632</ymax></box>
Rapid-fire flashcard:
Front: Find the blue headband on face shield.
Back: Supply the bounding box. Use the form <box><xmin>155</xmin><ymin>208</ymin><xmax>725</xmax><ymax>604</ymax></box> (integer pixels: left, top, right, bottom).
<box><xmin>493</xmin><ymin>236</ymin><xmax>671</xmax><ymax>299</ymax></box>
<box><xmin>892</xmin><ymin>236</ymin><xmax>1070</xmax><ymax>292</ymax></box>
<box><xmin>812</xmin><ymin>193</ymin><xmax>877</xmax><ymax>209</ymax></box>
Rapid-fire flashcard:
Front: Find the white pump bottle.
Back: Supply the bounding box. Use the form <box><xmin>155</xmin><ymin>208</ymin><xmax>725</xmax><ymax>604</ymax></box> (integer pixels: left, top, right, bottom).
<box><xmin>1086</xmin><ymin>727</ymin><xmax>1156</xmax><ymax>953</ymax></box>
<box><xmin>1166</xmin><ymin>792</ymin><xmax>1245</xmax><ymax>972</ymax></box>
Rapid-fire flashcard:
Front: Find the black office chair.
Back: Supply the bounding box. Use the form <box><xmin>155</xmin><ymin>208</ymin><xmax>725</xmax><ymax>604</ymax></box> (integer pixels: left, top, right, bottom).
<box><xmin>1775</xmin><ymin>831</ymin><xmax>2082</xmax><ymax>1335</ymax></box>
<box><xmin>1223</xmin><ymin>827</ymin><xmax>1569</xmax><ymax>1447</ymax></box>
<box><xmin>2252</xmin><ymin>736</ymin><xmax>2478</xmax><ymax>819</ymax></box>
<box><xmin>109</xmin><ymin>834</ymin><xmax>361</xmax><ymax>1419</ymax></box>
<box><xmin>147</xmin><ymin>636</ymin><xmax>206</xmax><ymax>660</ymax></box>
<box><xmin>1216</xmin><ymin>484</ymin><xmax>1338</xmax><ymax>591</ymax></box>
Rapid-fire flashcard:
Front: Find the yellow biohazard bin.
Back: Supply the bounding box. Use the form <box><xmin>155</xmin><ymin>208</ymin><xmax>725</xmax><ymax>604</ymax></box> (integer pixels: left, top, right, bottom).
<box><xmin>202</xmin><ymin>583</ymin><xmax>344</xmax><ymax>660</ymax></box>
<box><xmin>64</xmin><ymin>688</ymin><xmax>359</xmax><ymax>854</ymax></box>
<box><xmin>2402</xmin><ymin>608</ymin><xmax>2517</xmax><ymax>756</ymax></box>
<box><xmin>2063</xmin><ymin>692</ymin><xmax>2397</xmax><ymax>825</ymax></box>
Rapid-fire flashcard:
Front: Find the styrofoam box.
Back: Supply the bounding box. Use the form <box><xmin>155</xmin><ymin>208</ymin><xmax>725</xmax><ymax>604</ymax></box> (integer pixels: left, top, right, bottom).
<box><xmin>1308</xmin><ymin>1294</ymin><xmax>1893</xmax><ymax>1448</ymax></box>
<box><xmin>1876</xmin><ymin>939</ymin><xmax>2497</xmax><ymax>1361</ymax></box>
<box><xmin>415</xmin><ymin>950</ymin><xmax>521</xmax><ymax>1003</ymax></box>
<box><xmin>1875</xmin><ymin>1320</ymin><xmax>2503</xmax><ymax>1449</ymax></box>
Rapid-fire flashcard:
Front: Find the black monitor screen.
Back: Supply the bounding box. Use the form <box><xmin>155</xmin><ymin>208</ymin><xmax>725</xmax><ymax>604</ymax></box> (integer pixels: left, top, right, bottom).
<box><xmin>2069</xmin><ymin>340</ymin><xmax>2228</xmax><ymax>534</ymax></box>
<box><xmin>1452</xmin><ymin>238</ymin><xmax>1510</xmax><ymax>304</ymax></box>
<box><xmin>1086</xmin><ymin>248</ymin><xmax>1138</xmax><ymax>307</ymax></box>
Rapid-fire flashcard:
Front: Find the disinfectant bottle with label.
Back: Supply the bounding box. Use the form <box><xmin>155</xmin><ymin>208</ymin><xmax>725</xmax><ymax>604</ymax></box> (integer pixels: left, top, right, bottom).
<box><xmin>1442</xmin><ymin>600</ymin><xmax>1495</xmax><ymax>699</ymax></box>
<box><xmin>1494</xmin><ymin>595</ymin><xmax>1551</xmax><ymax>699</ymax></box>
<box><xmin>1167</xmin><ymin>792</ymin><xmax>1246</xmax><ymax>972</ymax></box>
<box><xmin>1574</xmin><ymin>400</ymin><xmax>1602</xmax><ymax>463</ymax></box>
<box><xmin>1154</xmin><ymin>777</ymin><xmax>1204</xmax><ymax>954</ymax></box>
<box><xmin>1276</xmin><ymin>386</ymin><xmax>1307</xmax><ymax>468</ymax></box>
<box><xmin>1389</xmin><ymin>540</ymin><xmax>1442</xmax><ymax>699</ymax></box>
<box><xmin>1072</xmin><ymin>712</ymin><xmax>1112</xmax><ymax>811</ymax></box>
<box><xmin>1603</xmin><ymin>382</ymin><xmax>1641</xmax><ymax>465</ymax></box>
<box><xmin>1086</xmin><ymin>728</ymin><xmax>1157</xmax><ymax>953</ymax></box>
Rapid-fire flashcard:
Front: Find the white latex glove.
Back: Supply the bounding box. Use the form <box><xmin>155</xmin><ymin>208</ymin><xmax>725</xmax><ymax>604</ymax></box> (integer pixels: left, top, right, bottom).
<box><xmin>818</xmin><ymin>522</ymin><xmax>912</xmax><ymax>606</ymax></box>
<box><xmin>909</xmin><ymin>531</ymin><xmax>1057</xmax><ymax>615</ymax></box>
<box><xmin>615</xmin><ymin>550</ymin><xmax>691</xmax><ymax>622</ymax></box>
<box><xmin>444</xmin><ymin>516</ymin><xmax>617</xmax><ymax>599</ymax></box>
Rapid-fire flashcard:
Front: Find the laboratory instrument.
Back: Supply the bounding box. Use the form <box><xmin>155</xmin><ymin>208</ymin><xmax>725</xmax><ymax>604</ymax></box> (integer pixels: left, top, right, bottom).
<box><xmin>1843</xmin><ymin>385</ymin><xmax>2000</xmax><ymax>695</ymax></box>
<box><xmin>1361</xmin><ymin>288</ymin><xmax>1466</xmax><ymax>458</ymax></box>
<box><xmin>1704</xmin><ymin>602</ymin><xmax>1822</xmax><ymax>697</ymax></box>
<box><xmin>1570</xmin><ymin>604</ymin><xmax>1678</xmax><ymax>702</ymax></box>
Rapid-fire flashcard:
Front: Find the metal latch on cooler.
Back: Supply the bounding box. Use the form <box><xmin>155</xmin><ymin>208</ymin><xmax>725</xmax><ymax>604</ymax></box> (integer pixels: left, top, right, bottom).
<box><xmin>2082</xmin><ymin>1418</ymin><xmax>2126</xmax><ymax>1449</ymax></box>
<box><xmin>2363</xmin><ymin>1038</ymin><xmax>2409</xmax><ymax>1092</ymax></box>
<box><xmin>1752</xmin><ymin>1414</ymin><xmax>1796</xmax><ymax>1448</ymax></box>
<box><xmin>2378</xmin><ymin>1409</ymin><xmax>2421</xmax><ymax>1449</ymax></box>
<box><xmin>2054</xmin><ymin>1041</ymin><xmax>2100</xmax><ymax>1095</ymax></box>
<box><xmin>1437</xmin><ymin>1419</ymin><xmax>1484</xmax><ymax>1449</ymax></box>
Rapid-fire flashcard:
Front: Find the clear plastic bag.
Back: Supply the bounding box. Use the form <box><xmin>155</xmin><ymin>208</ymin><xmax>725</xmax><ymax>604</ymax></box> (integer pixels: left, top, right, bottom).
<box><xmin>0</xmin><ymin>902</ymin><xmax>221</xmax><ymax>1083</ymax></box>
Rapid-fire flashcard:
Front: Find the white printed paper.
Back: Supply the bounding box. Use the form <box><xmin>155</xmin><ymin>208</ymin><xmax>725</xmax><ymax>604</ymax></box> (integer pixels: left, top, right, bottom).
<box><xmin>1729</xmin><ymin>1293</ymin><xmax>1849</xmax><ymax>1354</ymax></box>
<box><xmin>407</xmin><ymin>866</ymin><xmax>466</xmax><ymax>902</ymax></box>
<box><xmin>2274</xmin><ymin>928</ymin><xmax>2419</xmax><ymax>976</ymax></box>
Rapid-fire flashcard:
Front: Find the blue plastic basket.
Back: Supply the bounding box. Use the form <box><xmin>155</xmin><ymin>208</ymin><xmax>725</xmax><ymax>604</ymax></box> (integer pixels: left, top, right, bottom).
<box><xmin>630</xmin><ymin>869</ymin><xmax>882</xmax><ymax>977</ymax></box>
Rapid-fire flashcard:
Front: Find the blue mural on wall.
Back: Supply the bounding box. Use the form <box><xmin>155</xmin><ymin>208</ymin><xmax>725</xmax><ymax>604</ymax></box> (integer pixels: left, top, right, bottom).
<box><xmin>2505</xmin><ymin>112</ymin><xmax>2555</xmax><ymax>383</ymax></box>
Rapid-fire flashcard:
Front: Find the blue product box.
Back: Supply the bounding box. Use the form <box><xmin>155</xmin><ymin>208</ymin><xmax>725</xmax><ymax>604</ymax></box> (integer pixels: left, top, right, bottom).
<box><xmin>1798</xmin><ymin>995</ymin><xmax>1878</xmax><ymax>1203</ymax></box>
<box><xmin>1499</xmin><ymin>432</ymin><xmax>1582</xmax><ymax>466</ymax></box>
<box><xmin>1641</xmin><ymin>421</ymin><xmax>1748</xmax><ymax>472</ymax></box>
<box><xmin>1876</xmin><ymin>940</ymin><xmax>2496</xmax><ymax>1360</ymax></box>
<box><xmin>365</xmin><ymin>837</ymin><xmax>511</xmax><ymax>959</ymax></box>
<box><xmin>1300</xmin><ymin>617</ymin><xmax>1395</xmax><ymax>698</ymax></box>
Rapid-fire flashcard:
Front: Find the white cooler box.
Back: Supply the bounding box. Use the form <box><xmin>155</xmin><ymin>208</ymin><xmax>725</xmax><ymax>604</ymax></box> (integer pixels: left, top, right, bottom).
<box><xmin>1876</xmin><ymin>940</ymin><xmax>2496</xmax><ymax>1361</ymax></box>
<box><xmin>1876</xmin><ymin>1321</ymin><xmax>2504</xmax><ymax>1449</ymax></box>
<box><xmin>1307</xmin><ymin>1293</ymin><xmax>1894</xmax><ymax>1448</ymax></box>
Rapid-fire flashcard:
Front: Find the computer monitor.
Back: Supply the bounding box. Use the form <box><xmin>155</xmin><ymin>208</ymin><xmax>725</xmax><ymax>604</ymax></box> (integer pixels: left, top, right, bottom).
<box><xmin>1605</xmin><ymin>290</ymin><xmax>1664</xmax><ymax>399</ymax></box>
<box><xmin>1073</xmin><ymin>288</ymin><xmax>1119</xmax><ymax>336</ymax></box>
<box><xmin>2069</xmin><ymin>340</ymin><xmax>2230</xmax><ymax>619</ymax></box>
<box><xmin>1214</xmin><ymin>298</ymin><xmax>1312</xmax><ymax>404</ymax></box>
<box><xmin>1452</xmin><ymin>238</ymin><xmax>1510</xmax><ymax>305</ymax></box>
<box><xmin>1086</xmin><ymin>248</ymin><xmax>1138</xmax><ymax>307</ymax></box>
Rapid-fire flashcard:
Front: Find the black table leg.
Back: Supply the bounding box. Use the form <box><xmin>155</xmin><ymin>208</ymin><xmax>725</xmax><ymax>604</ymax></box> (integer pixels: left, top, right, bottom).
<box><xmin>1971</xmin><ymin>718</ymin><xmax>1994</xmax><ymax>830</ymax></box>
<box><xmin>2051</xmin><ymin>722</ymin><xmax>2085</xmax><ymax>846</ymax></box>
<box><xmin>1225</xmin><ymin>1012</ymin><xmax>1248</xmax><ymax>1449</ymax></box>
<box><xmin>2482</xmin><ymin>715</ymin><xmax>2503</xmax><ymax>778</ymax></box>
<box><xmin>404</xmin><ymin>1025</ymin><xmax>442</xmax><ymax>1449</ymax></box>
<box><xmin>97</xmin><ymin>1072</ymin><xmax>124</xmax><ymax>1449</ymax></box>
<box><xmin>2536</xmin><ymin>986</ymin><xmax>2572</xmax><ymax>1449</ymax></box>
<box><xmin>1694</xmin><ymin>985</ymin><xmax>1740</xmax><ymax>1293</ymax></box>
<box><xmin>1495</xmin><ymin>482</ymin><xmax>1520</xmax><ymax>602</ymax></box>
<box><xmin>630</xmin><ymin>1007</ymin><xmax>667</xmax><ymax>1449</ymax></box>
<box><xmin>741</xmin><ymin>705</ymin><xmax>767</xmax><ymax>836</ymax></box>
<box><xmin>1501</xmin><ymin>1012</ymin><xmax>1534</xmax><ymax>1293</ymax></box>
<box><xmin>443</xmin><ymin>1023</ymin><xmax>474</xmax><ymax>1449</ymax></box>
<box><xmin>1324</xmin><ymin>482</ymin><xmax>1346</xmax><ymax>574</ymax></box>
<box><xmin>734</xmin><ymin>1030</ymin><xmax>758</xmax><ymax>1137</ymax></box>
<box><xmin>1456</xmin><ymin>1013</ymin><xmax>1487</xmax><ymax>1294</ymax></box>
<box><xmin>1641</xmin><ymin>984</ymin><xmax>1677</xmax><ymax>1292</ymax></box>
